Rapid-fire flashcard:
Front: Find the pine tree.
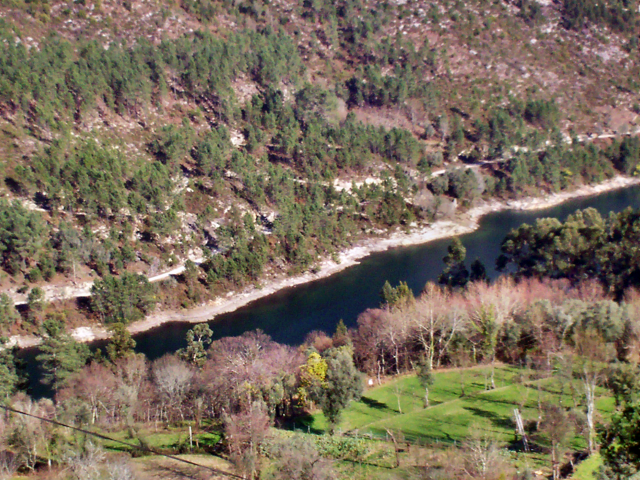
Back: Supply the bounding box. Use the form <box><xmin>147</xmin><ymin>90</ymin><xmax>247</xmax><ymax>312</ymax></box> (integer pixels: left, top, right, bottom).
<box><xmin>178</xmin><ymin>324</ymin><xmax>213</xmax><ymax>367</ymax></box>
<box><xmin>0</xmin><ymin>293</ymin><xmax>20</xmax><ymax>330</ymax></box>
<box><xmin>36</xmin><ymin>316</ymin><xmax>90</xmax><ymax>390</ymax></box>
<box><xmin>438</xmin><ymin>238</ymin><xmax>469</xmax><ymax>288</ymax></box>
<box><xmin>106</xmin><ymin>322</ymin><xmax>136</xmax><ymax>363</ymax></box>
<box><xmin>332</xmin><ymin>319</ymin><xmax>350</xmax><ymax>347</ymax></box>
<box><xmin>0</xmin><ymin>337</ymin><xmax>19</xmax><ymax>398</ymax></box>
<box><xmin>470</xmin><ymin>259</ymin><xmax>489</xmax><ymax>283</ymax></box>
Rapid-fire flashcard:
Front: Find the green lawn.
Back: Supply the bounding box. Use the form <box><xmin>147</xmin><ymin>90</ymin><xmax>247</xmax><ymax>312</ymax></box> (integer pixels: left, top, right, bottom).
<box><xmin>305</xmin><ymin>366</ymin><xmax>614</xmax><ymax>450</ymax></box>
<box><xmin>570</xmin><ymin>453</ymin><xmax>602</xmax><ymax>480</ymax></box>
<box><xmin>100</xmin><ymin>427</ymin><xmax>221</xmax><ymax>453</ymax></box>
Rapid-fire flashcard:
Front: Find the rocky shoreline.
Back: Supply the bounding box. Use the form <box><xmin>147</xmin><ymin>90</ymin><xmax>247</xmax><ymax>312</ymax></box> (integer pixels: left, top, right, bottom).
<box><xmin>7</xmin><ymin>175</ymin><xmax>640</xmax><ymax>350</ymax></box>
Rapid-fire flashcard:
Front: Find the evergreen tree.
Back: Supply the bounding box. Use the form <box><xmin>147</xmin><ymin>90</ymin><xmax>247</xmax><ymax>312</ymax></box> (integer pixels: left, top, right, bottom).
<box><xmin>91</xmin><ymin>273</ymin><xmax>157</xmax><ymax>325</ymax></box>
<box><xmin>27</xmin><ymin>287</ymin><xmax>45</xmax><ymax>323</ymax></box>
<box><xmin>497</xmin><ymin>207</ymin><xmax>640</xmax><ymax>298</ymax></box>
<box><xmin>312</xmin><ymin>347</ymin><xmax>363</xmax><ymax>433</ymax></box>
<box><xmin>600</xmin><ymin>400</ymin><xmax>640</xmax><ymax>479</ymax></box>
<box><xmin>470</xmin><ymin>258</ymin><xmax>489</xmax><ymax>283</ymax></box>
<box><xmin>607</xmin><ymin>363</ymin><xmax>640</xmax><ymax>406</ymax></box>
<box><xmin>0</xmin><ymin>337</ymin><xmax>19</xmax><ymax>398</ymax></box>
<box><xmin>0</xmin><ymin>200</ymin><xmax>48</xmax><ymax>275</ymax></box>
<box><xmin>332</xmin><ymin>319</ymin><xmax>351</xmax><ymax>348</ymax></box>
<box><xmin>36</xmin><ymin>317</ymin><xmax>90</xmax><ymax>390</ymax></box>
<box><xmin>178</xmin><ymin>323</ymin><xmax>213</xmax><ymax>367</ymax></box>
<box><xmin>0</xmin><ymin>293</ymin><xmax>20</xmax><ymax>330</ymax></box>
<box><xmin>438</xmin><ymin>238</ymin><xmax>469</xmax><ymax>288</ymax></box>
<box><xmin>106</xmin><ymin>322</ymin><xmax>136</xmax><ymax>363</ymax></box>
<box><xmin>380</xmin><ymin>281</ymin><xmax>414</xmax><ymax>309</ymax></box>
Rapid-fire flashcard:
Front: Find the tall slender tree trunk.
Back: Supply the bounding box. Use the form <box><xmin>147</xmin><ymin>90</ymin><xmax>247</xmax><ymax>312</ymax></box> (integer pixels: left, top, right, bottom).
<box><xmin>490</xmin><ymin>359</ymin><xmax>496</xmax><ymax>390</ymax></box>
<box><xmin>429</xmin><ymin>327</ymin><xmax>435</xmax><ymax>370</ymax></box>
<box><xmin>584</xmin><ymin>373</ymin><xmax>596</xmax><ymax>454</ymax></box>
<box><xmin>386</xmin><ymin>429</ymin><xmax>401</xmax><ymax>468</ymax></box>
<box><xmin>552</xmin><ymin>443</ymin><xmax>559</xmax><ymax>480</ymax></box>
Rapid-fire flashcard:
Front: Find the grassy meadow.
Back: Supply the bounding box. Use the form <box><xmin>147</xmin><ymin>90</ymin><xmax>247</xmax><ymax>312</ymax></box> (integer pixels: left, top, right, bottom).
<box><xmin>295</xmin><ymin>365</ymin><xmax>612</xmax><ymax>478</ymax></box>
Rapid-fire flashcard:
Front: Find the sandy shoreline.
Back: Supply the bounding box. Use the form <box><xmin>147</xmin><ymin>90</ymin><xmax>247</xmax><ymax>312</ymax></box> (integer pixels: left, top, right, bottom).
<box><xmin>8</xmin><ymin>175</ymin><xmax>640</xmax><ymax>350</ymax></box>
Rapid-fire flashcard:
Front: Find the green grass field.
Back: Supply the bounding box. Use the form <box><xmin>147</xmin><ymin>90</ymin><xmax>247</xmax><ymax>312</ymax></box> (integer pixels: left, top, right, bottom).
<box><xmin>304</xmin><ymin>365</ymin><xmax>614</xmax><ymax>452</ymax></box>
<box><xmin>570</xmin><ymin>453</ymin><xmax>603</xmax><ymax>480</ymax></box>
<box><xmin>289</xmin><ymin>365</ymin><xmax>615</xmax><ymax>478</ymax></box>
<box><xmin>100</xmin><ymin>427</ymin><xmax>221</xmax><ymax>453</ymax></box>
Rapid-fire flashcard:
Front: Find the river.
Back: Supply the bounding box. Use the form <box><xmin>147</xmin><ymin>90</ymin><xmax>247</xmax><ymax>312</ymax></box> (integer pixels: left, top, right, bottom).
<box><xmin>20</xmin><ymin>184</ymin><xmax>640</xmax><ymax>396</ymax></box>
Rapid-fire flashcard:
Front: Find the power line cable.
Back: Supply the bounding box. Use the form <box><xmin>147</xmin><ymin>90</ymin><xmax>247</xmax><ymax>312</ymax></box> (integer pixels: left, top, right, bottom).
<box><xmin>0</xmin><ymin>404</ymin><xmax>244</xmax><ymax>480</ymax></box>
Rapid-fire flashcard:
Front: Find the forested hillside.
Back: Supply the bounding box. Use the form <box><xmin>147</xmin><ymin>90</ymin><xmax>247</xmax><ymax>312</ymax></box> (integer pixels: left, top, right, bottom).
<box><xmin>0</xmin><ymin>0</ymin><xmax>639</xmax><ymax>337</ymax></box>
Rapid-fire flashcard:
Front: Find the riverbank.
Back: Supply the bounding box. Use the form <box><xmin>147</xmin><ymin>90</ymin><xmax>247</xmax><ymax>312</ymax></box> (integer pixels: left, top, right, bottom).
<box><xmin>8</xmin><ymin>175</ymin><xmax>640</xmax><ymax>349</ymax></box>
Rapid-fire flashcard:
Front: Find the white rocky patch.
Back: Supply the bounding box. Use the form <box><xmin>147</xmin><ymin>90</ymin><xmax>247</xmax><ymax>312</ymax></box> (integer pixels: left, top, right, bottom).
<box><xmin>230</xmin><ymin>129</ymin><xmax>245</xmax><ymax>146</ymax></box>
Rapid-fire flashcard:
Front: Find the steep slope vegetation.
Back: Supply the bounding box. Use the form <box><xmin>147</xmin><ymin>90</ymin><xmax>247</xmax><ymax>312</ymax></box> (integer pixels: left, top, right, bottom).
<box><xmin>0</xmin><ymin>0</ymin><xmax>638</xmax><ymax>334</ymax></box>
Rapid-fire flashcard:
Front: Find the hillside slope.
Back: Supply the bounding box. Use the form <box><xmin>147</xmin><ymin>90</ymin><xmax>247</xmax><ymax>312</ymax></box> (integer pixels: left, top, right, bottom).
<box><xmin>0</xmin><ymin>0</ymin><xmax>639</xmax><ymax>336</ymax></box>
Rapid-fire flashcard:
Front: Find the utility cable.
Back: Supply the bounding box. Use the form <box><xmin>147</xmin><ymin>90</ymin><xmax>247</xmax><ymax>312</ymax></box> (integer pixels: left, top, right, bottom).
<box><xmin>0</xmin><ymin>404</ymin><xmax>244</xmax><ymax>479</ymax></box>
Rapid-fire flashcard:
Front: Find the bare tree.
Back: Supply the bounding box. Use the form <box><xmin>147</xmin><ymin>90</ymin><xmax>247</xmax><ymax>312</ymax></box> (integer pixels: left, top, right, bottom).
<box><xmin>385</xmin><ymin>429</ymin><xmax>405</xmax><ymax>469</ymax></box>
<box><xmin>0</xmin><ymin>452</ymin><xmax>17</xmax><ymax>480</ymax></box>
<box><xmin>539</xmin><ymin>404</ymin><xmax>574</xmax><ymax>480</ymax></box>
<box><xmin>265</xmin><ymin>434</ymin><xmax>336</xmax><ymax>480</ymax></box>
<box><xmin>105</xmin><ymin>456</ymin><xmax>137</xmax><ymax>480</ymax></box>
<box><xmin>463</xmin><ymin>428</ymin><xmax>509</xmax><ymax>480</ymax></box>
<box><xmin>382</xmin><ymin>309</ymin><xmax>411</xmax><ymax>375</ymax></box>
<box><xmin>113</xmin><ymin>354</ymin><xmax>148</xmax><ymax>428</ymax></box>
<box><xmin>410</xmin><ymin>283</ymin><xmax>448</xmax><ymax>370</ymax></box>
<box><xmin>152</xmin><ymin>355</ymin><xmax>194</xmax><ymax>423</ymax></box>
<box><xmin>63</xmin><ymin>445</ymin><xmax>137</xmax><ymax>480</ymax></box>
<box><xmin>466</xmin><ymin>278</ymin><xmax>523</xmax><ymax>388</ymax></box>
<box><xmin>573</xmin><ymin>329</ymin><xmax>614</xmax><ymax>453</ymax></box>
<box><xmin>224</xmin><ymin>401</ymin><xmax>271</xmax><ymax>480</ymax></box>
<box><xmin>63</xmin><ymin>441</ymin><xmax>105</xmax><ymax>480</ymax></box>
<box><xmin>58</xmin><ymin>362</ymin><xmax>118</xmax><ymax>425</ymax></box>
<box><xmin>352</xmin><ymin>309</ymin><xmax>388</xmax><ymax>379</ymax></box>
<box><xmin>6</xmin><ymin>394</ymin><xmax>56</xmax><ymax>471</ymax></box>
<box><xmin>202</xmin><ymin>331</ymin><xmax>303</xmax><ymax>419</ymax></box>
<box><xmin>304</xmin><ymin>330</ymin><xmax>334</xmax><ymax>354</ymax></box>
<box><xmin>411</xmin><ymin>284</ymin><xmax>467</xmax><ymax>369</ymax></box>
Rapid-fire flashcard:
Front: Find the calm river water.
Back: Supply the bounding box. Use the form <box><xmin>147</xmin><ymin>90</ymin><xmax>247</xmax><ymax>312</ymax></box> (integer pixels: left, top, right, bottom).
<box><xmin>21</xmin><ymin>185</ymin><xmax>640</xmax><ymax>396</ymax></box>
<box><xmin>132</xmin><ymin>185</ymin><xmax>640</xmax><ymax>356</ymax></box>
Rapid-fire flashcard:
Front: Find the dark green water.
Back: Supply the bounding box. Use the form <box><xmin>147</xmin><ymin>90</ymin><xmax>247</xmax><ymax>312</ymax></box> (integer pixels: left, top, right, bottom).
<box><xmin>20</xmin><ymin>184</ymin><xmax>640</xmax><ymax>396</ymax></box>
